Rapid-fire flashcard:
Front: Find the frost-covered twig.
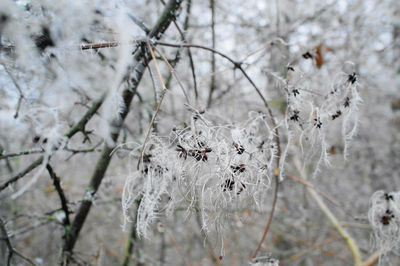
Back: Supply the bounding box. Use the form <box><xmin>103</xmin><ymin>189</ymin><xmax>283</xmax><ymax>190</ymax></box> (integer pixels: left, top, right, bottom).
<box><xmin>65</xmin><ymin>94</ymin><xmax>106</xmax><ymax>139</ymax></box>
<box><xmin>62</xmin><ymin>0</ymin><xmax>184</xmax><ymax>261</ymax></box>
<box><xmin>152</xmin><ymin>44</ymin><xmax>191</xmax><ymax>104</ymax></box>
<box><xmin>0</xmin><ymin>94</ymin><xmax>106</xmax><ymax>192</ymax></box>
<box><xmin>155</xmin><ymin>40</ymin><xmax>282</xmax><ymax>258</ymax></box>
<box><xmin>206</xmin><ymin>0</ymin><xmax>217</xmax><ymax>108</ymax></box>
<box><xmin>2</xmin><ymin>64</ymin><xmax>24</xmax><ymax>119</ymax></box>
<box><xmin>0</xmin><ymin>149</ymin><xmax>44</xmax><ymax>160</ymax></box>
<box><xmin>136</xmin><ymin>41</ymin><xmax>169</xmax><ymax>170</ymax></box>
<box><xmin>0</xmin><ymin>157</ymin><xmax>44</xmax><ymax>192</ymax></box>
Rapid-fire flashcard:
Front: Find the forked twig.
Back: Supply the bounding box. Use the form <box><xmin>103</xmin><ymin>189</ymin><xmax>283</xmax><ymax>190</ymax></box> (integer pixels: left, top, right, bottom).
<box><xmin>136</xmin><ymin>41</ymin><xmax>169</xmax><ymax>170</ymax></box>
<box><xmin>151</xmin><ymin>44</ymin><xmax>191</xmax><ymax>103</ymax></box>
<box><xmin>0</xmin><ymin>217</ymin><xmax>36</xmax><ymax>266</ymax></box>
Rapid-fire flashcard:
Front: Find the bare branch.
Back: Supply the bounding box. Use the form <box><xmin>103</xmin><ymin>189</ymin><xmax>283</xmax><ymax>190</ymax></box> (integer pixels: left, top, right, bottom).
<box><xmin>0</xmin><ymin>157</ymin><xmax>44</xmax><ymax>192</ymax></box>
<box><xmin>46</xmin><ymin>164</ymin><xmax>71</xmax><ymax>226</ymax></box>
<box><xmin>62</xmin><ymin>1</ymin><xmax>184</xmax><ymax>260</ymax></box>
<box><xmin>0</xmin><ymin>217</ymin><xmax>36</xmax><ymax>266</ymax></box>
<box><xmin>137</xmin><ymin>42</ymin><xmax>169</xmax><ymax>170</ymax></box>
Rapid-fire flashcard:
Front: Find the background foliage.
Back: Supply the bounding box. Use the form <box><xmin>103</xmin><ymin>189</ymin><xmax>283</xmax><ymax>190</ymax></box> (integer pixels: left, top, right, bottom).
<box><xmin>0</xmin><ymin>0</ymin><xmax>399</xmax><ymax>265</ymax></box>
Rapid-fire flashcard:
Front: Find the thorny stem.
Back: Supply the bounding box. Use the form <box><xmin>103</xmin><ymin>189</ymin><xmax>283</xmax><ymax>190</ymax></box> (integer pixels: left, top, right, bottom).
<box><xmin>0</xmin><ymin>217</ymin><xmax>36</xmax><ymax>266</ymax></box>
<box><xmin>46</xmin><ymin>164</ymin><xmax>71</xmax><ymax>226</ymax></box>
<box><xmin>65</xmin><ymin>94</ymin><xmax>106</xmax><ymax>138</ymax></box>
<box><xmin>0</xmin><ymin>157</ymin><xmax>44</xmax><ymax>192</ymax></box>
<box><xmin>0</xmin><ymin>94</ymin><xmax>105</xmax><ymax>192</ymax></box>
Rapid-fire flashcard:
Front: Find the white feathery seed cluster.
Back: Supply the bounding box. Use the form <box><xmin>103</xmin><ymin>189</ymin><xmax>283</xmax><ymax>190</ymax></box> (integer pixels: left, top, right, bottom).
<box><xmin>280</xmin><ymin>63</ymin><xmax>361</xmax><ymax>178</ymax></box>
<box><xmin>122</xmin><ymin>111</ymin><xmax>278</xmax><ymax>237</ymax></box>
<box><xmin>368</xmin><ymin>190</ymin><xmax>400</xmax><ymax>262</ymax></box>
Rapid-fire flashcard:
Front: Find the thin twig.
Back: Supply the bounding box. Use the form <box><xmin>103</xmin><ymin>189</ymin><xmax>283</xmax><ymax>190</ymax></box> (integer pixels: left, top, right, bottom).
<box><xmin>0</xmin><ymin>217</ymin><xmax>36</xmax><ymax>266</ymax></box>
<box><xmin>151</xmin><ymin>44</ymin><xmax>191</xmax><ymax>103</ymax></box>
<box><xmin>121</xmin><ymin>197</ymin><xmax>142</xmax><ymax>266</ymax></box>
<box><xmin>0</xmin><ymin>145</ymin><xmax>102</xmax><ymax>161</ymax></box>
<box><xmin>159</xmin><ymin>0</ymin><xmax>198</xmax><ymax>105</ymax></box>
<box><xmin>153</xmin><ymin>41</ymin><xmax>282</xmax><ymax>259</ymax></box>
<box><xmin>250</xmin><ymin>173</ymin><xmax>279</xmax><ymax>260</ymax></box>
<box><xmin>0</xmin><ymin>94</ymin><xmax>105</xmax><ymax>192</ymax></box>
<box><xmin>165</xmin><ymin>227</ymin><xmax>190</xmax><ymax>266</ymax></box>
<box><xmin>46</xmin><ymin>164</ymin><xmax>71</xmax><ymax>226</ymax></box>
<box><xmin>0</xmin><ymin>149</ymin><xmax>44</xmax><ymax>160</ymax></box>
<box><xmin>2</xmin><ymin>64</ymin><xmax>24</xmax><ymax>119</ymax></box>
<box><xmin>80</xmin><ymin>42</ymin><xmax>120</xmax><ymax>50</ymax></box>
<box><xmin>0</xmin><ymin>157</ymin><xmax>44</xmax><ymax>192</ymax></box>
<box><xmin>63</xmin><ymin>1</ymin><xmax>184</xmax><ymax>260</ymax></box>
<box><xmin>293</xmin><ymin>157</ymin><xmax>362</xmax><ymax>266</ymax></box>
<box><xmin>361</xmin><ymin>250</ymin><xmax>380</xmax><ymax>266</ymax></box>
<box><xmin>195</xmin><ymin>202</ymin><xmax>220</xmax><ymax>264</ymax></box>
<box><xmin>127</xmin><ymin>13</ymin><xmax>150</xmax><ymax>34</ymax></box>
<box><xmin>65</xmin><ymin>94</ymin><xmax>105</xmax><ymax>139</ymax></box>
<box><xmin>286</xmin><ymin>173</ymin><xmax>359</xmax><ymax>219</ymax></box>
<box><xmin>136</xmin><ymin>42</ymin><xmax>169</xmax><ymax>170</ymax></box>
<box><xmin>206</xmin><ymin>0</ymin><xmax>217</xmax><ymax>108</ymax></box>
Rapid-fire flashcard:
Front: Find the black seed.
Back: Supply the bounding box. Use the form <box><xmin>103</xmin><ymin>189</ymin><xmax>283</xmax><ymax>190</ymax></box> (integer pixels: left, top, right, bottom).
<box><xmin>34</xmin><ymin>26</ymin><xmax>55</xmax><ymax>52</ymax></box>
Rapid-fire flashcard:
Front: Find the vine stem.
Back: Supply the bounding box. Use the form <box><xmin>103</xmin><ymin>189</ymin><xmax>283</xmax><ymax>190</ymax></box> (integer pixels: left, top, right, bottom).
<box><xmin>136</xmin><ymin>41</ymin><xmax>169</xmax><ymax>170</ymax></box>
<box><xmin>250</xmin><ymin>173</ymin><xmax>280</xmax><ymax>260</ymax></box>
<box><xmin>77</xmin><ymin>36</ymin><xmax>283</xmax><ymax>261</ymax></box>
<box><xmin>293</xmin><ymin>157</ymin><xmax>362</xmax><ymax>266</ymax></box>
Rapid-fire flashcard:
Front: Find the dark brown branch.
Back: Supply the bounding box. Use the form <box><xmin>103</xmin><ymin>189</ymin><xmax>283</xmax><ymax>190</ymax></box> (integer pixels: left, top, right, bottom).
<box><xmin>127</xmin><ymin>13</ymin><xmax>150</xmax><ymax>34</ymax></box>
<box><xmin>0</xmin><ymin>149</ymin><xmax>44</xmax><ymax>160</ymax></box>
<box><xmin>65</xmin><ymin>94</ymin><xmax>106</xmax><ymax>139</ymax></box>
<box><xmin>154</xmin><ymin>40</ymin><xmax>282</xmax><ymax>259</ymax></box>
<box><xmin>121</xmin><ymin>197</ymin><xmax>142</xmax><ymax>266</ymax></box>
<box><xmin>80</xmin><ymin>42</ymin><xmax>120</xmax><ymax>50</ymax></box>
<box><xmin>206</xmin><ymin>0</ymin><xmax>217</xmax><ymax>108</ymax></box>
<box><xmin>160</xmin><ymin>0</ymin><xmax>197</xmax><ymax>104</ymax></box>
<box><xmin>0</xmin><ymin>157</ymin><xmax>44</xmax><ymax>192</ymax></box>
<box><xmin>62</xmin><ymin>0</ymin><xmax>184</xmax><ymax>261</ymax></box>
<box><xmin>250</xmin><ymin>174</ymin><xmax>279</xmax><ymax>260</ymax></box>
<box><xmin>46</xmin><ymin>164</ymin><xmax>71</xmax><ymax>226</ymax></box>
<box><xmin>0</xmin><ymin>95</ymin><xmax>106</xmax><ymax>192</ymax></box>
<box><xmin>0</xmin><ymin>217</ymin><xmax>36</xmax><ymax>266</ymax></box>
<box><xmin>154</xmin><ymin>42</ymin><xmax>271</xmax><ymax>111</ymax></box>
<box><xmin>0</xmin><ymin>142</ymin><xmax>102</xmax><ymax>161</ymax></box>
